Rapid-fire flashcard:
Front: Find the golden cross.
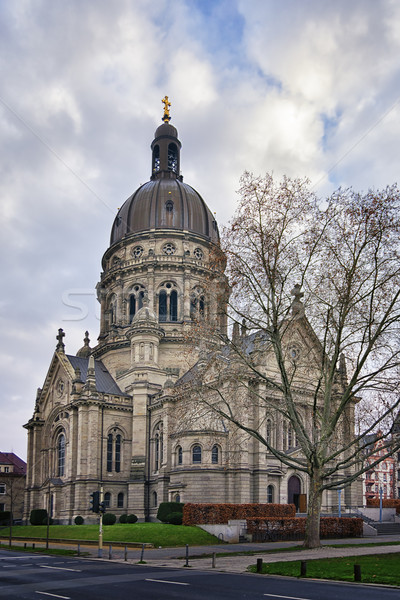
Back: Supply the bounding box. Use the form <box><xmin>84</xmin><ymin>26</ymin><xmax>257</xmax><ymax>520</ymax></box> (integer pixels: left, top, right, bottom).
<box><xmin>162</xmin><ymin>95</ymin><xmax>171</xmax><ymax>123</ymax></box>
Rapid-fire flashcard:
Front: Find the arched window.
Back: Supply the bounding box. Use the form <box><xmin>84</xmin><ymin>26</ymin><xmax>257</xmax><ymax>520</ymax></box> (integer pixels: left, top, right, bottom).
<box><xmin>287</xmin><ymin>423</ymin><xmax>293</xmax><ymax>449</ymax></box>
<box><xmin>107</xmin><ymin>434</ymin><xmax>113</xmax><ymax>472</ymax></box>
<box><xmin>177</xmin><ymin>446</ymin><xmax>183</xmax><ymax>465</ymax></box>
<box><xmin>267</xmin><ymin>484</ymin><xmax>274</xmax><ymax>503</ymax></box>
<box><xmin>129</xmin><ymin>284</ymin><xmax>146</xmax><ymax>322</ymax></box>
<box><xmin>153</xmin><ymin>491</ymin><xmax>158</xmax><ymax>507</ymax></box>
<box><xmin>153</xmin><ymin>144</ymin><xmax>160</xmax><ymax>173</ymax></box>
<box><xmin>104</xmin><ymin>492</ymin><xmax>111</xmax><ymax>508</ymax></box>
<box><xmin>283</xmin><ymin>422</ymin><xmax>287</xmax><ymax>450</ymax></box>
<box><xmin>154</xmin><ymin>423</ymin><xmax>163</xmax><ymax>471</ymax></box>
<box><xmin>168</xmin><ymin>143</ymin><xmax>178</xmax><ymax>173</ymax></box>
<box><xmin>57</xmin><ymin>433</ymin><xmax>65</xmax><ymax>477</ymax></box>
<box><xmin>158</xmin><ymin>282</ymin><xmax>178</xmax><ymax>322</ymax></box>
<box><xmin>211</xmin><ymin>445</ymin><xmax>219</xmax><ymax>464</ymax></box>
<box><xmin>192</xmin><ymin>445</ymin><xmax>202</xmax><ymax>464</ymax></box>
<box><xmin>266</xmin><ymin>419</ymin><xmax>273</xmax><ymax>446</ymax></box>
<box><xmin>107</xmin><ymin>431</ymin><xmax>123</xmax><ymax>473</ymax></box>
<box><xmin>108</xmin><ymin>294</ymin><xmax>117</xmax><ymax>325</ymax></box>
<box><xmin>190</xmin><ymin>286</ymin><xmax>206</xmax><ymax>320</ymax></box>
<box><xmin>115</xmin><ymin>435</ymin><xmax>121</xmax><ymax>473</ymax></box>
<box><xmin>175</xmin><ymin>493</ymin><xmax>180</xmax><ymax>503</ymax></box>
<box><xmin>117</xmin><ymin>492</ymin><xmax>124</xmax><ymax>508</ymax></box>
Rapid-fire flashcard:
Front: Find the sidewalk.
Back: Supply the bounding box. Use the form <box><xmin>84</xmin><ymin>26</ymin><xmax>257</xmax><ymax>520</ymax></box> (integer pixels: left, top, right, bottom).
<box><xmin>111</xmin><ymin>535</ymin><xmax>400</xmax><ymax>573</ymax></box>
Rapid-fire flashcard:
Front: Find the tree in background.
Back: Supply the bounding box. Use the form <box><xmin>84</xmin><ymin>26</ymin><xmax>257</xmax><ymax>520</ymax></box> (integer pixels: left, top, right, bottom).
<box><xmin>177</xmin><ymin>172</ymin><xmax>400</xmax><ymax>549</ymax></box>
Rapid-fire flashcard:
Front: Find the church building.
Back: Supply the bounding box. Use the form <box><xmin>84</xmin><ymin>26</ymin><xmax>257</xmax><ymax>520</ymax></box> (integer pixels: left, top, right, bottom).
<box><xmin>24</xmin><ymin>99</ymin><xmax>361</xmax><ymax>523</ymax></box>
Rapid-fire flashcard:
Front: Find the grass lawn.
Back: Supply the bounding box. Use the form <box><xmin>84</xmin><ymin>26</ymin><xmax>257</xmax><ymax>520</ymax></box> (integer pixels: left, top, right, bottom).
<box><xmin>0</xmin><ymin>523</ymin><xmax>218</xmax><ymax>547</ymax></box>
<box><xmin>248</xmin><ymin>552</ymin><xmax>400</xmax><ymax>586</ymax></box>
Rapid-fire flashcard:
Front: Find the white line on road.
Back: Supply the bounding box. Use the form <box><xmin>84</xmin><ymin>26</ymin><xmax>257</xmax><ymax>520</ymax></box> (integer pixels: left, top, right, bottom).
<box><xmin>35</xmin><ymin>593</ymin><xmax>71</xmax><ymax>599</ymax></box>
<box><xmin>264</xmin><ymin>595</ymin><xmax>312</xmax><ymax>600</ymax></box>
<box><xmin>146</xmin><ymin>578</ymin><xmax>190</xmax><ymax>586</ymax></box>
<box><xmin>39</xmin><ymin>565</ymin><xmax>81</xmax><ymax>572</ymax></box>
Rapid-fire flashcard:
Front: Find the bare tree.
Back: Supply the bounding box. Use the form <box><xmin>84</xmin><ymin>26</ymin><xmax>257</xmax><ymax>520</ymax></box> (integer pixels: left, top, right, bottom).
<box><xmin>176</xmin><ymin>172</ymin><xmax>400</xmax><ymax>548</ymax></box>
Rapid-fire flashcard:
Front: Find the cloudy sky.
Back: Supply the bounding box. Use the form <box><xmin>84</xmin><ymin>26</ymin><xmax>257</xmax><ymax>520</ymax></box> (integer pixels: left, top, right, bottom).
<box><xmin>1</xmin><ymin>0</ymin><xmax>400</xmax><ymax>459</ymax></box>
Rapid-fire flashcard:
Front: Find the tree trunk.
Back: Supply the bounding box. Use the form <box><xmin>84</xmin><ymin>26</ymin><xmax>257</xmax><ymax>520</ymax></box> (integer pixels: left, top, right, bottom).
<box><xmin>304</xmin><ymin>473</ymin><xmax>323</xmax><ymax>549</ymax></box>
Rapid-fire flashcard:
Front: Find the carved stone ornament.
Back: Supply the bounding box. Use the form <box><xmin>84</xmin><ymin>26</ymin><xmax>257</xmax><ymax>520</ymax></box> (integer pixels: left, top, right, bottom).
<box><xmin>56</xmin><ymin>378</ymin><xmax>65</xmax><ymax>397</ymax></box>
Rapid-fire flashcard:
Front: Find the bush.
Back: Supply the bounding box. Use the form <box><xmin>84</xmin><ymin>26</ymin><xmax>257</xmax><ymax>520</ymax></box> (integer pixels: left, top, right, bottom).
<box><xmin>74</xmin><ymin>516</ymin><xmax>84</xmax><ymax>525</ymax></box>
<box><xmin>30</xmin><ymin>509</ymin><xmax>48</xmax><ymax>526</ymax></box>
<box><xmin>102</xmin><ymin>513</ymin><xmax>116</xmax><ymax>525</ymax></box>
<box><xmin>183</xmin><ymin>503</ymin><xmax>295</xmax><ymax>525</ymax></box>
<box><xmin>168</xmin><ymin>512</ymin><xmax>183</xmax><ymax>525</ymax></box>
<box><xmin>119</xmin><ymin>514</ymin><xmax>128</xmax><ymax>524</ymax></box>
<box><xmin>0</xmin><ymin>511</ymin><xmax>11</xmax><ymax>525</ymax></box>
<box><xmin>127</xmin><ymin>514</ymin><xmax>138</xmax><ymax>523</ymax></box>
<box><xmin>247</xmin><ymin>517</ymin><xmax>363</xmax><ymax>541</ymax></box>
<box><xmin>157</xmin><ymin>502</ymin><xmax>184</xmax><ymax>523</ymax></box>
<box><xmin>366</xmin><ymin>498</ymin><xmax>400</xmax><ymax>514</ymax></box>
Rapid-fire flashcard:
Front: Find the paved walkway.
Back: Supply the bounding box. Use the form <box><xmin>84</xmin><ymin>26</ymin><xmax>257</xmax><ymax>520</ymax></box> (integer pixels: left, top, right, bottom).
<box><xmin>110</xmin><ymin>535</ymin><xmax>400</xmax><ymax>573</ymax></box>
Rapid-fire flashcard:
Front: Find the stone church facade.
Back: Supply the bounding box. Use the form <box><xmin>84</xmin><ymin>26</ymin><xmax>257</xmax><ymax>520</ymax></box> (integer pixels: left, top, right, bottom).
<box><xmin>24</xmin><ymin>100</ymin><xmax>362</xmax><ymax>524</ymax></box>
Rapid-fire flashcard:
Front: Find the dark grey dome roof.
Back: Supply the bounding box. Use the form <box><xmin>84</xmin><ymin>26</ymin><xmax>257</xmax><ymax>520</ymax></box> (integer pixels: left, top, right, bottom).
<box><xmin>110</xmin><ymin>178</ymin><xmax>219</xmax><ymax>246</ymax></box>
<box><xmin>110</xmin><ymin>118</ymin><xmax>219</xmax><ymax>246</ymax></box>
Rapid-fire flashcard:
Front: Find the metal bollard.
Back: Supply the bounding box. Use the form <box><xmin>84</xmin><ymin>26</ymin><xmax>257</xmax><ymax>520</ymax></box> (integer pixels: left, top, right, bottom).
<box><xmin>32</xmin><ymin>543</ymin><xmax>35</xmax><ymax>550</ymax></box>
<box><xmin>256</xmin><ymin>558</ymin><xmax>263</xmax><ymax>573</ymax></box>
<box><xmin>185</xmin><ymin>544</ymin><xmax>189</xmax><ymax>567</ymax></box>
<box><xmin>77</xmin><ymin>543</ymin><xmax>80</xmax><ymax>557</ymax></box>
<box><xmin>300</xmin><ymin>561</ymin><xmax>307</xmax><ymax>577</ymax></box>
<box><xmin>212</xmin><ymin>552</ymin><xmax>216</xmax><ymax>568</ymax></box>
<box><xmin>354</xmin><ymin>564</ymin><xmax>361</xmax><ymax>582</ymax></box>
<box><xmin>109</xmin><ymin>544</ymin><xmax>112</xmax><ymax>560</ymax></box>
<box><xmin>140</xmin><ymin>543</ymin><xmax>145</xmax><ymax>562</ymax></box>
<box><xmin>124</xmin><ymin>545</ymin><xmax>127</xmax><ymax>561</ymax></box>
<box><xmin>24</xmin><ymin>543</ymin><xmax>26</xmax><ymax>549</ymax></box>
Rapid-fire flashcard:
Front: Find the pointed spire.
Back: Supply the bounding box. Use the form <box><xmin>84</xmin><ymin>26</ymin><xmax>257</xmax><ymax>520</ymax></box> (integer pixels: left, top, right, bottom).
<box><xmin>338</xmin><ymin>353</ymin><xmax>348</xmax><ymax>384</ymax></box>
<box><xmin>241</xmin><ymin>318</ymin><xmax>247</xmax><ymax>337</ymax></box>
<box><xmin>56</xmin><ymin>328</ymin><xmax>65</xmax><ymax>352</ymax></box>
<box><xmin>76</xmin><ymin>331</ymin><xmax>92</xmax><ymax>358</ymax></box>
<box><xmin>84</xmin><ymin>354</ymin><xmax>97</xmax><ymax>393</ymax></box>
<box><xmin>290</xmin><ymin>284</ymin><xmax>305</xmax><ymax>317</ymax></box>
<box><xmin>232</xmin><ymin>322</ymin><xmax>240</xmax><ymax>343</ymax></box>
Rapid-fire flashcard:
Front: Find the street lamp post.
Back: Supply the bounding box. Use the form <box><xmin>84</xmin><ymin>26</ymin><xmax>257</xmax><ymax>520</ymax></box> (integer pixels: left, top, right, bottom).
<box><xmin>379</xmin><ymin>485</ymin><xmax>383</xmax><ymax>522</ymax></box>
<box><xmin>338</xmin><ymin>489</ymin><xmax>342</xmax><ymax>518</ymax></box>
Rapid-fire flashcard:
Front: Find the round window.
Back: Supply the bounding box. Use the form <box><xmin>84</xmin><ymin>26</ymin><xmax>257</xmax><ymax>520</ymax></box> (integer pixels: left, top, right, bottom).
<box><xmin>194</xmin><ymin>248</ymin><xmax>203</xmax><ymax>260</ymax></box>
<box><xmin>131</xmin><ymin>246</ymin><xmax>143</xmax><ymax>258</ymax></box>
<box><xmin>162</xmin><ymin>243</ymin><xmax>176</xmax><ymax>256</ymax></box>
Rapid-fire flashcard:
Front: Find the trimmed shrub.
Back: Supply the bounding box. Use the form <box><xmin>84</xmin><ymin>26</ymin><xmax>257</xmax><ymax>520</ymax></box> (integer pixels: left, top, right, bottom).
<box><xmin>74</xmin><ymin>516</ymin><xmax>84</xmax><ymax>525</ymax></box>
<box><xmin>168</xmin><ymin>512</ymin><xmax>183</xmax><ymax>525</ymax></box>
<box><xmin>157</xmin><ymin>502</ymin><xmax>184</xmax><ymax>523</ymax></box>
<box><xmin>0</xmin><ymin>511</ymin><xmax>11</xmax><ymax>525</ymax></box>
<box><xmin>183</xmin><ymin>503</ymin><xmax>295</xmax><ymax>526</ymax></box>
<box><xmin>247</xmin><ymin>517</ymin><xmax>363</xmax><ymax>541</ymax></box>
<box><xmin>102</xmin><ymin>513</ymin><xmax>116</xmax><ymax>525</ymax></box>
<box><xmin>119</xmin><ymin>514</ymin><xmax>128</xmax><ymax>524</ymax></box>
<box><xmin>127</xmin><ymin>514</ymin><xmax>138</xmax><ymax>523</ymax></box>
<box><xmin>366</xmin><ymin>499</ymin><xmax>400</xmax><ymax>514</ymax></box>
<box><xmin>30</xmin><ymin>509</ymin><xmax>48</xmax><ymax>526</ymax></box>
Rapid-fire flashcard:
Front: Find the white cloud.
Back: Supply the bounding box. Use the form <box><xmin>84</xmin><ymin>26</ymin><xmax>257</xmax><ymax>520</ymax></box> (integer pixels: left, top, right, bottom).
<box><xmin>1</xmin><ymin>0</ymin><xmax>400</xmax><ymax>458</ymax></box>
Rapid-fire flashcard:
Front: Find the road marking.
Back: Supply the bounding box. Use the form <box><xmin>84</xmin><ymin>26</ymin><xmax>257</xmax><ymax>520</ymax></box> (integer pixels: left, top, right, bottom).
<box><xmin>264</xmin><ymin>595</ymin><xmax>312</xmax><ymax>600</ymax></box>
<box><xmin>145</xmin><ymin>578</ymin><xmax>189</xmax><ymax>586</ymax></box>
<box><xmin>39</xmin><ymin>565</ymin><xmax>81</xmax><ymax>572</ymax></box>
<box><xmin>36</xmin><ymin>593</ymin><xmax>71</xmax><ymax>599</ymax></box>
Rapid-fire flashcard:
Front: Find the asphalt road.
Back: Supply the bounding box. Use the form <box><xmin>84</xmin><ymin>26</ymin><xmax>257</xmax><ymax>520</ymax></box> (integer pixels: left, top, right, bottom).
<box><xmin>1</xmin><ymin>550</ymin><xmax>400</xmax><ymax>600</ymax></box>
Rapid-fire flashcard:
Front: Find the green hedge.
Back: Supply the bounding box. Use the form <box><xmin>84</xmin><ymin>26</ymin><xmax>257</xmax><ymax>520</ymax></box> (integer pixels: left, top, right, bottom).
<box><xmin>103</xmin><ymin>513</ymin><xmax>116</xmax><ymax>525</ymax></box>
<box><xmin>183</xmin><ymin>503</ymin><xmax>296</xmax><ymax>525</ymax></box>
<box><xmin>30</xmin><ymin>509</ymin><xmax>48</xmax><ymax>526</ymax></box>
<box><xmin>0</xmin><ymin>511</ymin><xmax>11</xmax><ymax>525</ymax></box>
<box><xmin>157</xmin><ymin>502</ymin><xmax>184</xmax><ymax>523</ymax></box>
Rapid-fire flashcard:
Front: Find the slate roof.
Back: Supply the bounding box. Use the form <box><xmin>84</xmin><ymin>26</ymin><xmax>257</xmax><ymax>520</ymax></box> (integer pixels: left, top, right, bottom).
<box><xmin>66</xmin><ymin>355</ymin><xmax>127</xmax><ymax>396</ymax></box>
<box><xmin>0</xmin><ymin>452</ymin><xmax>26</xmax><ymax>474</ymax></box>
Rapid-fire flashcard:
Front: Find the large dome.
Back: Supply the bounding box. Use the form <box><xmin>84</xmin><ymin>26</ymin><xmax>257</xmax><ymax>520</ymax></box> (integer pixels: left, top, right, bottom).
<box><xmin>110</xmin><ymin>115</ymin><xmax>219</xmax><ymax>246</ymax></box>
<box><xmin>110</xmin><ymin>178</ymin><xmax>219</xmax><ymax>246</ymax></box>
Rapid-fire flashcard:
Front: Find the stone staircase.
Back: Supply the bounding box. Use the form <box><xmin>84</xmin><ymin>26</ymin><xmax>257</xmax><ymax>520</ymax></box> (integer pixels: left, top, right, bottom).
<box><xmin>372</xmin><ymin>522</ymin><xmax>400</xmax><ymax>535</ymax></box>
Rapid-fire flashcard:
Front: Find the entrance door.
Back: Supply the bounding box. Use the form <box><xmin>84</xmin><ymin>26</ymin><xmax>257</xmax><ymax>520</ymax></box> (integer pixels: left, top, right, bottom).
<box><xmin>287</xmin><ymin>475</ymin><xmax>301</xmax><ymax>510</ymax></box>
